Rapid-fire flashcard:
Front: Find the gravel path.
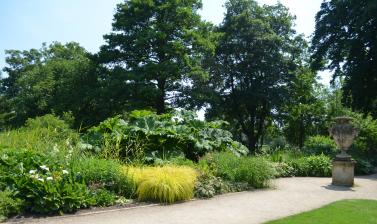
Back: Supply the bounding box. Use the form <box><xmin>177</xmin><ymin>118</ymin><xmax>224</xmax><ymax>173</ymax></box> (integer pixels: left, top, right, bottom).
<box><xmin>11</xmin><ymin>174</ymin><xmax>377</xmax><ymax>224</ymax></box>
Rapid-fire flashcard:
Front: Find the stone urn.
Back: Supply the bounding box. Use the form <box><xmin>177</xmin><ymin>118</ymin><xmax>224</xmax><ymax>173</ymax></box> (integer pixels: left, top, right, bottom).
<box><xmin>328</xmin><ymin>116</ymin><xmax>359</xmax><ymax>186</ymax></box>
<box><xmin>329</xmin><ymin>116</ymin><xmax>359</xmax><ymax>160</ymax></box>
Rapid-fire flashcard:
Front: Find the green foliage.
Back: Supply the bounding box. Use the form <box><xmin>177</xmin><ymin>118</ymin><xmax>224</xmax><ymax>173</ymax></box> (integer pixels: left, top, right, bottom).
<box><xmin>194</xmin><ymin>173</ymin><xmax>246</xmax><ymax>198</ymax></box>
<box><xmin>267</xmin><ymin>136</ymin><xmax>288</xmax><ymax>150</ymax></box>
<box><xmin>204</xmin><ymin>152</ymin><xmax>275</xmax><ymax>188</ymax></box>
<box><xmin>354</xmin><ymin>157</ymin><xmax>375</xmax><ymax>175</ymax></box>
<box><xmin>303</xmin><ymin>135</ymin><xmax>337</xmax><ymax>156</ymax></box>
<box><xmin>0</xmin><ymin>148</ymin><xmax>91</xmax><ymax>214</ymax></box>
<box><xmin>90</xmin><ymin>189</ymin><xmax>117</xmax><ymax>207</ymax></box>
<box><xmin>283</xmin><ymin>71</ymin><xmax>328</xmax><ymax>148</ymax></box>
<box><xmin>0</xmin><ymin>114</ymin><xmax>79</xmax><ymax>153</ymax></box>
<box><xmin>0</xmin><ymin>42</ymin><xmax>101</xmax><ymax>127</ymax></box>
<box><xmin>267</xmin><ymin>150</ymin><xmax>332</xmax><ymax>177</ymax></box>
<box><xmin>84</xmin><ymin>110</ymin><xmax>248</xmax><ymax>162</ymax></box>
<box><xmin>25</xmin><ymin>113</ymin><xmax>72</xmax><ymax>130</ymax></box>
<box><xmin>0</xmin><ymin>190</ymin><xmax>23</xmax><ymax>221</ymax></box>
<box><xmin>21</xmin><ymin>171</ymin><xmax>91</xmax><ymax>214</ymax></box>
<box><xmin>100</xmin><ymin>0</ymin><xmax>215</xmax><ymax>114</ymax></box>
<box><xmin>287</xmin><ymin>154</ymin><xmax>332</xmax><ymax>177</ymax></box>
<box><xmin>311</xmin><ymin>0</ymin><xmax>377</xmax><ymax>116</ymax></box>
<box><xmin>72</xmin><ymin>157</ymin><xmax>134</xmax><ymax>197</ymax></box>
<box><xmin>194</xmin><ymin>0</ymin><xmax>305</xmax><ymax>151</ymax></box>
<box><xmin>126</xmin><ymin>166</ymin><xmax>197</xmax><ymax>203</ymax></box>
<box><xmin>272</xmin><ymin>162</ymin><xmax>296</xmax><ymax>178</ymax></box>
<box><xmin>347</xmin><ymin>112</ymin><xmax>377</xmax><ymax>165</ymax></box>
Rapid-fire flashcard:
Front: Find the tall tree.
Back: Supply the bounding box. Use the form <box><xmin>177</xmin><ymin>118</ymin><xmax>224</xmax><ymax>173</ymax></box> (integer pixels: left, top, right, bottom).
<box><xmin>100</xmin><ymin>0</ymin><xmax>214</xmax><ymax>114</ymax></box>
<box><xmin>0</xmin><ymin>42</ymin><xmax>100</xmax><ymax>127</ymax></box>
<box><xmin>199</xmin><ymin>0</ymin><xmax>304</xmax><ymax>151</ymax></box>
<box><xmin>311</xmin><ymin>0</ymin><xmax>377</xmax><ymax>117</ymax></box>
<box><xmin>282</xmin><ymin>68</ymin><xmax>327</xmax><ymax>148</ymax></box>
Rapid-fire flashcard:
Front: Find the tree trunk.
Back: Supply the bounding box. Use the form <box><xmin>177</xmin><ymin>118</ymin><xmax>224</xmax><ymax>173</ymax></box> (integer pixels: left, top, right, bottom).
<box><xmin>247</xmin><ymin>134</ymin><xmax>258</xmax><ymax>154</ymax></box>
<box><xmin>298</xmin><ymin>114</ymin><xmax>305</xmax><ymax>149</ymax></box>
<box><xmin>156</xmin><ymin>78</ymin><xmax>166</xmax><ymax>114</ymax></box>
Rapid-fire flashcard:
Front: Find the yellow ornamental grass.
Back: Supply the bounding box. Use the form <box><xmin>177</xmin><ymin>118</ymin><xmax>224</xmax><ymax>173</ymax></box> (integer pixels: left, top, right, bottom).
<box><xmin>124</xmin><ymin>166</ymin><xmax>197</xmax><ymax>203</ymax></box>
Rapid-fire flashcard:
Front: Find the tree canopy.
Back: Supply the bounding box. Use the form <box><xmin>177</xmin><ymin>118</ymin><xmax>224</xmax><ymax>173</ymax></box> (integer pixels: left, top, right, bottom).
<box><xmin>99</xmin><ymin>0</ymin><xmax>215</xmax><ymax>114</ymax></box>
<box><xmin>311</xmin><ymin>0</ymin><xmax>377</xmax><ymax>117</ymax></box>
<box><xmin>192</xmin><ymin>0</ymin><xmax>305</xmax><ymax>151</ymax></box>
<box><xmin>0</xmin><ymin>42</ymin><xmax>100</xmax><ymax>127</ymax></box>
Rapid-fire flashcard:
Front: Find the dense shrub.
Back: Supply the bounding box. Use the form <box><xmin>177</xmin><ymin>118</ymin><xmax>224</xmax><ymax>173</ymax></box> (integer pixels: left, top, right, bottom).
<box><xmin>268</xmin><ymin>136</ymin><xmax>288</xmax><ymax>150</ymax></box>
<box><xmin>348</xmin><ymin>113</ymin><xmax>377</xmax><ymax>165</ymax></box>
<box><xmin>22</xmin><ymin>172</ymin><xmax>91</xmax><ymax>214</ymax></box>
<box><xmin>126</xmin><ymin>166</ymin><xmax>197</xmax><ymax>203</ymax></box>
<box><xmin>272</xmin><ymin>162</ymin><xmax>295</xmax><ymax>177</ymax></box>
<box><xmin>354</xmin><ymin>157</ymin><xmax>375</xmax><ymax>175</ymax></box>
<box><xmin>304</xmin><ymin>135</ymin><xmax>337</xmax><ymax>156</ymax></box>
<box><xmin>287</xmin><ymin>154</ymin><xmax>332</xmax><ymax>177</ymax></box>
<box><xmin>266</xmin><ymin>150</ymin><xmax>332</xmax><ymax>177</ymax></box>
<box><xmin>0</xmin><ymin>190</ymin><xmax>23</xmax><ymax>221</ymax></box>
<box><xmin>83</xmin><ymin>110</ymin><xmax>249</xmax><ymax>162</ymax></box>
<box><xmin>90</xmin><ymin>189</ymin><xmax>117</xmax><ymax>207</ymax></box>
<box><xmin>204</xmin><ymin>152</ymin><xmax>275</xmax><ymax>188</ymax></box>
<box><xmin>24</xmin><ymin>114</ymin><xmax>72</xmax><ymax>131</ymax></box>
<box><xmin>72</xmin><ymin>157</ymin><xmax>134</xmax><ymax>196</ymax></box>
<box><xmin>194</xmin><ymin>173</ymin><xmax>248</xmax><ymax>198</ymax></box>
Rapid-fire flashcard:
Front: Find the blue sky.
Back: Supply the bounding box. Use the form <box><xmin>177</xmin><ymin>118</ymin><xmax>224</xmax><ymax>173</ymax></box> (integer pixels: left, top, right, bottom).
<box><xmin>0</xmin><ymin>0</ymin><xmax>329</xmax><ymax>84</ymax></box>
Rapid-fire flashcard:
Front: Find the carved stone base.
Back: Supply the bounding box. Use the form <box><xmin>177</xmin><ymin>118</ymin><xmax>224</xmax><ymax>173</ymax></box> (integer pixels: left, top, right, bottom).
<box><xmin>332</xmin><ymin>159</ymin><xmax>356</xmax><ymax>187</ymax></box>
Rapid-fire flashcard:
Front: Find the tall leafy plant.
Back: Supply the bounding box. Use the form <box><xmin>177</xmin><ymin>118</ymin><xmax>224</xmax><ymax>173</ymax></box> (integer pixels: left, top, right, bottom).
<box><xmin>83</xmin><ymin>110</ymin><xmax>248</xmax><ymax>162</ymax></box>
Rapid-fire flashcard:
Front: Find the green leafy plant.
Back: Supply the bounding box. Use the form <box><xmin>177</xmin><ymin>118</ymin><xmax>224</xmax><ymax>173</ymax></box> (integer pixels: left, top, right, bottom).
<box><xmin>22</xmin><ymin>172</ymin><xmax>91</xmax><ymax>214</ymax></box>
<box><xmin>0</xmin><ymin>148</ymin><xmax>91</xmax><ymax>215</ymax></box>
<box><xmin>265</xmin><ymin>150</ymin><xmax>332</xmax><ymax>177</ymax></box>
<box><xmin>90</xmin><ymin>189</ymin><xmax>117</xmax><ymax>207</ymax></box>
<box><xmin>347</xmin><ymin>112</ymin><xmax>377</xmax><ymax>165</ymax></box>
<box><xmin>0</xmin><ymin>190</ymin><xmax>23</xmax><ymax>221</ymax></box>
<box><xmin>287</xmin><ymin>154</ymin><xmax>332</xmax><ymax>177</ymax></box>
<box><xmin>83</xmin><ymin>110</ymin><xmax>248</xmax><ymax>162</ymax></box>
<box><xmin>272</xmin><ymin>162</ymin><xmax>296</xmax><ymax>177</ymax></box>
<box><xmin>304</xmin><ymin>135</ymin><xmax>337</xmax><ymax>156</ymax></box>
<box><xmin>194</xmin><ymin>173</ymin><xmax>239</xmax><ymax>198</ymax></box>
<box><xmin>204</xmin><ymin>152</ymin><xmax>275</xmax><ymax>188</ymax></box>
<box><xmin>354</xmin><ymin>157</ymin><xmax>374</xmax><ymax>175</ymax></box>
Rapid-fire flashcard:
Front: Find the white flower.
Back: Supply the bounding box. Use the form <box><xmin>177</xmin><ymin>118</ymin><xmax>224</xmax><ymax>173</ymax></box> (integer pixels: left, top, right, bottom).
<box><xmin>40</xmin><ymin>165</ymin><xmax>49</xmax><ymax>171</ymax></box>
<box><xmin>37</xmin><ymin>178</ymin><xmax>44</xmax><ymax>182</ymax></box>
<box><xmin>29</xmin><ymin>170</ymin><xmax>37</xmax><ymax>174</ymax></box>
<box><xmin>62</xmin><ymin>170</ymin><xmax>69</xmax><ymax>175</ymax></box>
<box><xmin>46</xmin><ymin>177</ymin><xmax>53</xmax><ymax>181</ymax></box>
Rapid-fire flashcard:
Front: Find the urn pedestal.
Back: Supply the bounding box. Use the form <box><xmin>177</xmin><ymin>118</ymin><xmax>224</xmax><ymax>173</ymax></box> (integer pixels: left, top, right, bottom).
<box><xmin>332</xmin><ymin>159</ymin><xmax>356</xmax><ymax>187</ymax></box>
<box><xmin>329</xmin><ymin>117</ymin><xmax>359</xmax><ymax>187</ymax></box>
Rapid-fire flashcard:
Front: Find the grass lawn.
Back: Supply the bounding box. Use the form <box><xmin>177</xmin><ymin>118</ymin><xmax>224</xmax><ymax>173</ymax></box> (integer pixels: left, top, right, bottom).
<box><xmin>265</xmin><ymin>199</ymin><xmax>377</xmax><ymax>224</ymax></box>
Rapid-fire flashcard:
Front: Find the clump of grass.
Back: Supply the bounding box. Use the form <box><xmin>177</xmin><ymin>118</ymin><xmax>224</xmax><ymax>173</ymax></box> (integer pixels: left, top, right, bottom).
<box><xmin>0</xmin><ymin>114</ymin><xmax>78</xmax><ymax>153</ymax></box>
<box><xmin>72</xmin><ymin>157</ymin><xmax>135</xmax><ymax>197</ymax></box>
<box><xmin>125</xmin><ymin>166</ymin><xmax>198</xmax><ymax>203</ymax></box>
